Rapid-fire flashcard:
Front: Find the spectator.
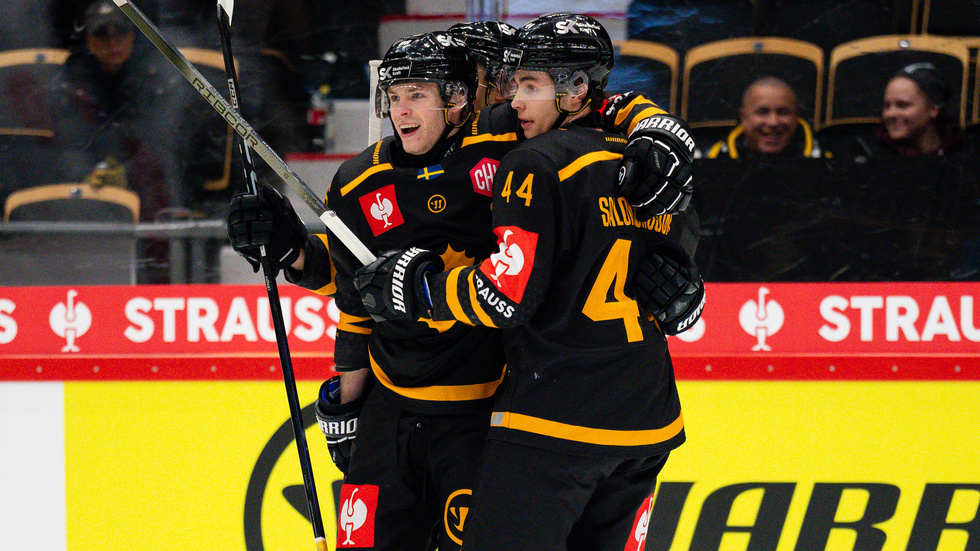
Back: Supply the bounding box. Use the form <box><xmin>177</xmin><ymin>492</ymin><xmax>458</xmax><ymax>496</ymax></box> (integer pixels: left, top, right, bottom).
<box><xmin>878</xmin><ymin>62</ymin><xmax>967</xmax><ymax>156</ymax></box>
<box><xmin>705</xmin><ymin>76</ymin><xmax>824</xmax><ymax>158</ymax></box>
<box><xmin>54</xmin><ymin>0</ymin><xmax>181</xmax><ymax>282</ymax></box>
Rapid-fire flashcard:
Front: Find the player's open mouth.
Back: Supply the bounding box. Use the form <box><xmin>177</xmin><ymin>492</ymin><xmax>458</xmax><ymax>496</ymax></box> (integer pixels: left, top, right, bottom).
<box><xmin>399</xmin><ymin>124</ymin><xmax>421</xmax><ymax>136</ymax></box>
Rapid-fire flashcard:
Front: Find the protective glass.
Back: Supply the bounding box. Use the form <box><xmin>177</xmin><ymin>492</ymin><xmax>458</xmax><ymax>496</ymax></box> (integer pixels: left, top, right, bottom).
<box><xmin>496</xmin><ymin>67</ymin><xmax>587</xmax><ymax>102</ymax></box>
<box><xmin>375</xmin><ymin>79</ymin><xmax>468</xmax><ymax>118</ymax></box>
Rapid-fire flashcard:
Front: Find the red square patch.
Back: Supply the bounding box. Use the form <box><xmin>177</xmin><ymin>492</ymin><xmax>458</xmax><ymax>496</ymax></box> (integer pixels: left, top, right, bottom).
<box><xmin>624</xmin><ymin>494</ymin><xmax>655</xmax><ymax>551</ymax></box>
<box><xmin>479</xmin><ymin>225</ymin><xmax>537</xmax><ymax>303</ymax></box>
<box><xmin>337</xmin><ymin>484</ymin><xmax>379</xmax><ymax>548</ymax></box>
<box><xmin>359</xmin><ymin>184</ymin><xmax>404</xmax><ymax>236</ymax></box>
<box><xmin>469</xmin><ymin>157</ymin><xmax>498</xmax><ymax>197</ymax></box>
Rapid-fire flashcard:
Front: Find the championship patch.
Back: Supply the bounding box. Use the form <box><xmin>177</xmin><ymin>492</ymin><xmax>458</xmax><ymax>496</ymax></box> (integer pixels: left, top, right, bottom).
<box><xmin>359</xmin><ymin>184</ymin><xmax>404</xmax><ymax>236</ymax></box>
<box><xmin>469</xmin><ymin>158</ymin><xmax>498</xmax><ymax>197</ymax></box>
<box><xmin>337</xmin><ymin>484</ymin><xmax>379</xmax><ymax>548</ymax></box>
<box><xmin>624</xmin><ymin>493</ymin><xmax>655</xmax><ymax>551</ymax></box>
<box><xmin>479</xmin><ymin>225</ymin><xmax>537</xmax><ymax>302</ymax></box>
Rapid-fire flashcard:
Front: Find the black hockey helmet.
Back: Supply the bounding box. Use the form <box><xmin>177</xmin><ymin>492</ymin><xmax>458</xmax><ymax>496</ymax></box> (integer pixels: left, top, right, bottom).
<box><xmin>447</xmin><ymin>21</ymin><xmax>516</xmax><ymax>78</ymax></box>
<box><xmin>375</xmin><ymin>31</ymin><xmax>477</xmax><ymax>120</ymax></box>
<box><xmin>498</xmin><ymin>13</ymin><xmax>614</xmax><ymax>102</ymax></box>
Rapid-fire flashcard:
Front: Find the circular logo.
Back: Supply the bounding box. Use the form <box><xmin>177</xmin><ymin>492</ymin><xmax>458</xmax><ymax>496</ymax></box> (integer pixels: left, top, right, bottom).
<box><xmin>243</xmin><ymin>402</ymin><xmax>343</xmax><ymax>550</ymax></box>
<box><xmin>428</xmin><ymin>195</ymin><xmax>447</xmax><ymax>213</ymax></box>
<box><xmin>443</xmin><ymin>488</ymin><xmax>472</xmax><ymax>545</ymax></box>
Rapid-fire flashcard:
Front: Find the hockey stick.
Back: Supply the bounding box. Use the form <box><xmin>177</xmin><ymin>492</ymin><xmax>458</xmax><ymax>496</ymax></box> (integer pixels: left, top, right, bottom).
<box><xmin>215</xmin><ymin>2</ymin><xmax>329</xmax><ymax>550</ymax></box>
<box><xmin>111</xmin><ymin>0</ymin><xmax>376</xmax><ymax>266</ymax></box>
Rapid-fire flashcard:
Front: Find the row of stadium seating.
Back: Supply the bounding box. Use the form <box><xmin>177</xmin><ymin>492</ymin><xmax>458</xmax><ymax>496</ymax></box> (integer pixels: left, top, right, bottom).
<box><xmin>0</xmin><ymin>47</ymin><xmax>238</xmax><ymax>221</ymax></box>
<box><xmin>606</xmin><ymin>34</ymin><xmax>980</xmax><ymax>149</ymax></box>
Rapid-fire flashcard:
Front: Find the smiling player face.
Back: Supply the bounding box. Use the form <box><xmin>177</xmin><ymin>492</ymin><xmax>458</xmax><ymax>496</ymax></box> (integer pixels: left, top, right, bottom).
<box><xmin>386</xmin><ymin>82</ymin><xmax>451</xmax><ymax>155</ymax></box>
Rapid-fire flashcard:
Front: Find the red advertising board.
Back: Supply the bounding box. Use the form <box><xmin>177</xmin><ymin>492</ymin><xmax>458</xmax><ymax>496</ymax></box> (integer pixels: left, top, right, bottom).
<box><xmin>1</xmin><ymin>283</ymin><xmax>978</xmax><ymax>381</ymax></box>
<box><xmin>0</xmin><ymin>285</ymin><xmax>338</xmax><ymax>380</ymax></box>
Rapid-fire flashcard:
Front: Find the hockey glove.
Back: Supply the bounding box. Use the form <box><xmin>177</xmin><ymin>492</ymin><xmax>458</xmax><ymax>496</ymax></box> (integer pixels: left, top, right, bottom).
<box><xmin>635</xmin><ymin>242</ymin><xmax>705</xmax><ymax>336</ymax></box>
<box><xmin>618</xmin><ymin>114</ymin><xmax>696</xmax><ymax>218</ymax></box>
<box><xmin>315</xmin><ymin>376</ymin><xmax>366</xmax><ymax>476</ymax></box>
<box><xmin>226</xmin><ymin>184</ymin><xmax>308</xmax><ymax>272</ymax></box>
<box><xmin>354</xmin><ymin>248</ymin><xmax>444</xmax><ymax>322</ymax></box>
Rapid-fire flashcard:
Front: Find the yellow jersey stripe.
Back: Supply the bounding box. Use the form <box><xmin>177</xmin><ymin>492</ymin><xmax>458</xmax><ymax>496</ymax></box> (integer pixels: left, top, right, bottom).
<box><xmin>310</xmin><ymin>234</ymin><xmax>337</xmax><ymax>295</ymax></box>
<box><xmin>467</xmin><ymin>269</ymin><xmax>498</xmax><ymax>328</ymax></box>
<box><xmin>616</xmin><ymin>96</ymin><xmax>658</xmax><ymax>128</ymax></box>
<box><xmin>626</xmin><ymin>106</ymin><xmax>668</xmax><ymax>134</ymax></box>
<box><xmin>340</xmin><ymin>163</ymin><xmax>393</xmax><ymax>196</ymax></box>
<box><xmin>338</xmin><ymin>312</ymin><xmax>372</xmax><ymax>335</ymax></box>
<box><xmin>371</xmin><ymin>355</ymin><xmax>506</xmax><ymax>401</ymax></box>
<box><xmin>445</xmin><ymin>267</ymin><xmax>474</xmax><ymax>325</ymax></box>
<box><xmin>558</xmin><ymin>151</ymin><xmax>623</xmax><ymax>182</ymax></box>
<box><xmin>491</xmin><ymin>411</ymin><xmax>684</xmax><ymax>447</ymax></box>
<box><xmin>462</xmin><ymin>133</ymin><xmax>518</xmax><ymax>147</ymax></box>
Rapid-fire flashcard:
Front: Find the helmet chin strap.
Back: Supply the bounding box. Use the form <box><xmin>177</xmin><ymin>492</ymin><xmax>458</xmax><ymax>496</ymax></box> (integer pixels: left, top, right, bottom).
<box><xmin>553</xmin><ymin>96</ymin><xmax>592</xmax><ymax>129</ymax></box>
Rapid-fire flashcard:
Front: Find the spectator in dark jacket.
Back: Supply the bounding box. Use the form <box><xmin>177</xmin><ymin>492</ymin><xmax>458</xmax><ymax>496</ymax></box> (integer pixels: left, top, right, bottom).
<box><xmin>704</xmin><ymin>76</ymin><xmax>825</xmax><ymax>159</ymax></box>
<box><xmin>878</xmin><ymin>62</ymin><xmax>967</xmax><ymax>157</ymax></box>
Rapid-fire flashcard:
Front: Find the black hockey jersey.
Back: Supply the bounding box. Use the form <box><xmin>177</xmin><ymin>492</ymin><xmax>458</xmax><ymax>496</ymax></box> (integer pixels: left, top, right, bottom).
<box><xmin>427</xmin><ymin>119</ymin><xmax>690</xmax><ymax>457</ymax></box>
<box><xmin>294</xmin><ymin>106</ymin><xmax>517</xmax><ymax>413</ymax></box>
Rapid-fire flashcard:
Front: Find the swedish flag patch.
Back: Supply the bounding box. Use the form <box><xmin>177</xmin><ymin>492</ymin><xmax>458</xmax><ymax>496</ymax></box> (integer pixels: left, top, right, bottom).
<box><xmin>417</xmin><ymin>164</ymin><xmax>445</xmax><ymax>180</ymax></box>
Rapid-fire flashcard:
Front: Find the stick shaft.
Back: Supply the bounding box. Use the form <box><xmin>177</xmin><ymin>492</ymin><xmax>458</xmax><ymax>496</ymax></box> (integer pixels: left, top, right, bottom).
<box><xmin>216</xmin><ymin>5</ymin><xmax>329</xmax><ymax>547</ymax></box>
<box><xmin>111</xmin><ymin>0</ymin><xmax>376</xmax><ymax>265</ymax></box>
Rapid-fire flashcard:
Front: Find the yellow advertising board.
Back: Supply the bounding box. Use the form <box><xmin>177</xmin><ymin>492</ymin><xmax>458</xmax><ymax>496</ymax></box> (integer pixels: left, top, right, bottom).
<box><xmin>64</xmin><ymin>382</ymin><xmax>344</xmax><ymax>551</ymax></box>
<box><xmin>56</xmin><ymin>380</ymin><xmax>980</xmax><ymax>550</ymax></box>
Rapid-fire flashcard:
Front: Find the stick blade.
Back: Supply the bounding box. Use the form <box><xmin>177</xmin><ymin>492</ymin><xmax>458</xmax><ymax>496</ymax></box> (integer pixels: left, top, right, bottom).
<box><xmin>217</xmin><ymin>0</ymin><xmax>234</xmax><ymax>21</ymax></box>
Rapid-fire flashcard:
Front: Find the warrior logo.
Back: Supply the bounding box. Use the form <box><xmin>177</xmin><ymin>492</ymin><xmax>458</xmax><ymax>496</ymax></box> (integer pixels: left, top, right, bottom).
<box><xmin>443</xmin><ymin>489</ymin><xmax>472</xmax><ymax>545</ymax></box>
<box><xmin>739</xmin><ymin>287</ymin><xmax>785</xmax><ymax>351</ymax></box>
<box><xmin>49</xmin><ymin>290</ymin><xmax>92</xmax><ymax>352</ymax></box>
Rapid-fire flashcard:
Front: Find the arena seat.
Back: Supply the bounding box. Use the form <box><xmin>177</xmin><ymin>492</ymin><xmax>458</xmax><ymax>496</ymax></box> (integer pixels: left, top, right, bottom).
<box><xmin>606</xmin><ymin>40</ymin><xmax>679</xmax><ymax>113</ymax></box>
<box><xmin>681</xmin><ymin>37</ymin><xmax>824</xmax><ymax>147</ymax></box>
<box><xmin>821</xmin><ymin>34</ymin><xmax>971</xmax><ymax>153</ymax></box>
<box><xmin>5</xmin><ymin>183</ymin><xmax>140</xmax><ymax>222</ymax></box>
<box><xmin>2</xmin><ymin>183</ymin><xmax>141</xmax><ymax>285</ymax></box>
<box><xmin>920</xmin><ymin>0</ymin><xmax>980</xmax><ymax>36</ymax></box>
<box><xmin>0</xmin><ymin>48</ymin><xmax>68</xmax><ymax>130</ymax></box>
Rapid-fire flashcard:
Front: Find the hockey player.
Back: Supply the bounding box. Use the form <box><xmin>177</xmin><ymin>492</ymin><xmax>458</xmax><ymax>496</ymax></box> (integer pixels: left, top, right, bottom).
<box><xmin>228</xmin><ymin>20</ymin><xmax>700</xmax><ymax>551</ymax></box>
<box><xmin>447</xmin><ymin>20</ymin><xmax>516</xmax><ymax>110</ymax></box>
<box><xmin>353</xmin><ymin>13</ymin><xmax>704</xmax><ymax>551</ymax></box>
<box><xmin>448</xmin><ymin>19</ymin><xmax>694</xmax><ymax>216</ymax></box>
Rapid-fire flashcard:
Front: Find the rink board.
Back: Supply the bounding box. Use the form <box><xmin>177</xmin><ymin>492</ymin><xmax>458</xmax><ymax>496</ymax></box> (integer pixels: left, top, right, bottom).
<box><xmin>2</xmin><ymin>283</ymin><xmax>979</xmax><ymax>550</ymax></box>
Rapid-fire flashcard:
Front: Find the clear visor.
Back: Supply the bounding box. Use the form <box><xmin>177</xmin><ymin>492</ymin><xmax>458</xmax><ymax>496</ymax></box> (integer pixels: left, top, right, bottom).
<box><xmin>374</xmin><ymin>79</ymin><xmax>468</xmax><ymax>118</ymax></box>
<box><xmin>496</xmin><ymin>67</ymin><xmax>588</xmax><ymax>101</ymax></box>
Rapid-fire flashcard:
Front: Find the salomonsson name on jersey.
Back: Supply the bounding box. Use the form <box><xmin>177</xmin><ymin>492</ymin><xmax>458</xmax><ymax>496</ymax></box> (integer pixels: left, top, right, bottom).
<box><xmin>426</xmin><ymin>120</ymin><xmax>694</xmax><ymax>457</ymax></box>
<box><xmin>294</xmin><ymin>104</ymin><xmax>518</xmax><ymax>413</ymax></box>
